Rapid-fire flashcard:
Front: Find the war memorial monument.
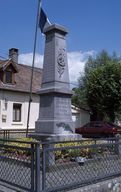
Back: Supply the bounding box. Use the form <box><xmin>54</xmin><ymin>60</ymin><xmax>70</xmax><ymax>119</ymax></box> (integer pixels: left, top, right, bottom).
<box><xmin>33</xmin><ymin>23</ymin><xmax>81</xmax><ymax>141</ymax></box>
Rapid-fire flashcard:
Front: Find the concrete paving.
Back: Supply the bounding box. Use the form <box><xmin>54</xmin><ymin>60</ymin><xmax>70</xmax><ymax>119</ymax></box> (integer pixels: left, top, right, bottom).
<box><xmin>0</xmin><ymin>185</ymin><xmax>16</xmax><ymax>192</ymax></box>
<box><xmin>0</xmin><ymin>182</ymin><xmax>21</xmax><ymax>192</ymax></box>
<box><xmin>67</xmin><ymin>176</ymin><xmax>121</xmax><ymax>192</ymax></box>
<box><xmin>1</xmin><ymin>177</ymin><xmax>121</xmax><ymax>192</ymax></box>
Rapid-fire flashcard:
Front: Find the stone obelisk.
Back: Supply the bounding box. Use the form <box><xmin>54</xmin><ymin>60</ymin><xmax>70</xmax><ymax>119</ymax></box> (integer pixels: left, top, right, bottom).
<box><xmin>35</xmin><ymin>24</ymin><xmax>80</xmax><ymax>141</ymax></box>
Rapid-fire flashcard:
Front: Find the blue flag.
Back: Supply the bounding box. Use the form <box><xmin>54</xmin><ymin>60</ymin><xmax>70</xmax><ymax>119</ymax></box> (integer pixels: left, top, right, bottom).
<box><xmin>39</xmin><ymin>8</ymin><xmax>51</xmax><ymax>33</ymax></box>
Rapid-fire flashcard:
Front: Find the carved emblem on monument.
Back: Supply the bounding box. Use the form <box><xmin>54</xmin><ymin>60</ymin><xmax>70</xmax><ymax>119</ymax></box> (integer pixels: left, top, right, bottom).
<box><xmin>57</xmin><ymin>48</ymin><xmax>66</xmax><ymax>77</ymax></box>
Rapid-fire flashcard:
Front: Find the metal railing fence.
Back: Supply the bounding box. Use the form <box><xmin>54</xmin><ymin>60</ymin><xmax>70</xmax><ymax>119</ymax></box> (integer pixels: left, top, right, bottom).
<box><xmin>0</xmin><ymin>129</ymin><xmax>35</xmax><ymax>139</ymax></box>
<box><xmin>41</xmin><ymin>138</ymin><xmax>121</xmax><ymax>192</ymax></box>
<box><xmin>0</xmin><ymin>138</ymin><xmax>121</xmax><ymax>191</ymax></box>
<box><xmin>0</xmin><ymin>139</ymin><xmax>40</xmax><ymax>192</ymax></box>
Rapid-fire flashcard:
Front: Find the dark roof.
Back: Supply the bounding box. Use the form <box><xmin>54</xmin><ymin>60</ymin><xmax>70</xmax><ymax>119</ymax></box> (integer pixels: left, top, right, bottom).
<box><xmin>0</xmin><ymin>59</ymin><xmax>18</xmax><ymax>72</ymax></box>
<box><xmin>0</xmin><ymin>60</ymin><xmax>9</xmax><ymax>69</ymax></box>
<box><xmin>0</xmin><ymin>60</ymin><xmax>42</xmax><ymax>93</ymax></box>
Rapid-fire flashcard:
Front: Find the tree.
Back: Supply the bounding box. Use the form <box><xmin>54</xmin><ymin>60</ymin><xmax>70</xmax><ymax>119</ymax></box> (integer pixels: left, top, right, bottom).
<box><xmin>72</xmin><ymin>87</ymin><xmax>88</xmax><ymax>109</ymax></box>
<box><xmin>72</xmin><ymin>50</ymin><xmax>121</xmax><ymax>122</ymax></box>
<box><xmin>86</xmin><ymin>62</ymin><xmax>121</xmax><ymax>122</ymax></box>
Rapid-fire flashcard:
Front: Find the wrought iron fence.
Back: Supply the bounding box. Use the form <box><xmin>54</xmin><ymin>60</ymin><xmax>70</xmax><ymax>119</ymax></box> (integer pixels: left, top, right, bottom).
<box><xmin>0</xmin><ymin>129</ymin><xmax>35</xmax><ymax>139</ymax></box>
<box><xmin>0</xmin><ymin>138</ymin><xmax>121</xmax><ymax>192</ymax></box>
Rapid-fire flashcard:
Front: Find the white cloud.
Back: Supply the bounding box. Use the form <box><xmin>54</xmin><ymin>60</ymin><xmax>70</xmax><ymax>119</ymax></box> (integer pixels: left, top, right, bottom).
<box><xmin>18</xmin><ymin>53</ymin><xmax>43</xmax><ymax>68</ymax></box>
<box><xmin>18</xmin><ymin>50</ymin><xmax>94</xmax><ymax>83</ymax></box>
<box><xmin>68</xmin><ymin>50</ymin><xmax>94</xmax><ymax>83</ymax></box>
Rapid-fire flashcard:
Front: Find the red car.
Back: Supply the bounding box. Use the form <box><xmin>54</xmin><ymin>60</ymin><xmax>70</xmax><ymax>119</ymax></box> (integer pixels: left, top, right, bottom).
<box><xmin>75</xmin><ymin>121</ymin><xmax>118</xmax><ymax>138</ymax></box>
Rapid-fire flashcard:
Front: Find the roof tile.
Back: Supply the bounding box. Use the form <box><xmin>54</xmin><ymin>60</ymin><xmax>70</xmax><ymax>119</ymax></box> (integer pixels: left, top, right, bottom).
<box><xmin>0</xmin><ymin>60</ymin><xmax>42</xmax><ymax>93</ymax></box>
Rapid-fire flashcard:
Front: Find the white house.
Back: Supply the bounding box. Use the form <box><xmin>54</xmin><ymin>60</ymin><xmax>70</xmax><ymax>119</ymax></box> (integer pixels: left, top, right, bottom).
<box><xmin>0</xmin><ymin>48</ymin><xmax>90</xmax><ymax>130</ymax></box>
<box><xmin>71</xmin><ymin>105</ymin><xmax>90</xmax><ymax>128</ymax></box>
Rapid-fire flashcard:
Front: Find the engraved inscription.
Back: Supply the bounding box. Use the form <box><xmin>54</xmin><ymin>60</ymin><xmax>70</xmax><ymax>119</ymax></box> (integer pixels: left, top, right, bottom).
<box><xmin>55</xmin><ymin>97</ymin><xmax>71</xmax><ymax>118</ymax></box>
<box><xmin>39</xmin><ymin>96</ymin><xmax>54</xmax><ymax>119</ymax></box>
<box><xmin>57</xmin><ymin>48</ymin><xmax>66</xmax><ymax>78</ymax></box>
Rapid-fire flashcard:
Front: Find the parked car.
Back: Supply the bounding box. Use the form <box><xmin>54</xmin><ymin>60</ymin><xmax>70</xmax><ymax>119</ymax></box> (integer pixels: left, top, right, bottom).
<box><xmin>75</xmin><ymin>121</ymin><xmax>119</xmax><ymax>138</ymax></box>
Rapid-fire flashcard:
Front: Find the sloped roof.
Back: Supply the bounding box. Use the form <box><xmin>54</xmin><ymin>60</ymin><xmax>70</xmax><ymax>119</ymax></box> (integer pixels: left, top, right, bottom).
<box><xmin>0</xmin><ymin>60</ymin><xmax>42</xmax><ymax>93</ymax></box>
<box><xmin>0</xmin><ymin>59</ymin><xmax>18</xmax><ymax>72</ymax></box>
<box><xmin>71</xmin><ymin>105</ymin><xmax>90</xmax><ymax>113</ymax></box>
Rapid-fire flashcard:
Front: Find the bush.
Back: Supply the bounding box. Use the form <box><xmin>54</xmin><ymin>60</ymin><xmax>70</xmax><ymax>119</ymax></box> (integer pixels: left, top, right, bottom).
<box><xmin>1</xmin><ymin>137</ymin><xmax>37</xmax><ymax>158</ymax></box>
<box><xmin>54</xmin><ymin>141</ymin><xmax>95</xmax><ymax>160</ymax></box>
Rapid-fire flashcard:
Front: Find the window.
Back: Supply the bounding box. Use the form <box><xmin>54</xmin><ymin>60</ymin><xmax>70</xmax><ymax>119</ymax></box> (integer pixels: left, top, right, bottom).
<box><xmin>95</xmin><ymin>122</ymin><xmax>102</xmax><ymax>128</ymax></box>
<box><xmin>4</xmin><ymin>71</ymin><xmax>13</xmax><ymax>83</ymax></box>
<box><xmin>13</xmin><ymin>103</ymin><xmax>22</xmax><ymax>122</ymax></box>
<box><xmin>2</xmin><ymin>115</ymin><xmax>6</xmax><ymax>122</ymax></box>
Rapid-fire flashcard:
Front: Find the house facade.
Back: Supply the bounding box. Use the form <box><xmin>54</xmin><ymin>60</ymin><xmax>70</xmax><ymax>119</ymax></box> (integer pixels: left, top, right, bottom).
<box><xmin>0</xmin><ymin>48</ymin><xmax>90</xmax><ymax>130</ymax></box>
<box><xmin>71</xmin><ymin>105</ymin><xmax>90</xmax><ymax>128</ymax></box>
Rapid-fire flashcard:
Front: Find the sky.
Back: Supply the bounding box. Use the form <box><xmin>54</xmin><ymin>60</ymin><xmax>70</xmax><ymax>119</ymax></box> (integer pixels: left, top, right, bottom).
<box><xmin>0</xmin><ymin>0</ymin><xmax>121</xmax><ymax>84</ymax></box>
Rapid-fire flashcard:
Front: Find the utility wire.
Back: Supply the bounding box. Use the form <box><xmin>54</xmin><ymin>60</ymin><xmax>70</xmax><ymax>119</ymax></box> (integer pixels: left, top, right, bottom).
<box><xmin>0</xmin><ymin>55</ymin><xmax>7</xmax><ymax>60</ymax></box>
<box><xmin>0</xmin><ymin>49</ymin><xmax>8</xmax><ymax>57</ymax></box>
<box><xmin>26</xmin><ymin>0</ymin><xmax>41</xmax><ymax>137</ymax></box>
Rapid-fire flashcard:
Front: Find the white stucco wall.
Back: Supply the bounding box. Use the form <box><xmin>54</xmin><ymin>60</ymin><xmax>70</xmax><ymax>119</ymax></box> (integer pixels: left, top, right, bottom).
<box><xmin>0</xmin><ymin>91</ymin><xmax>90</xmax><ymax>130</ymax></box>
<box><xmin>72</xmin><ymin>106</ymin><xmax>90</xmax><ymax>128</ymax></box>
<box><xmin>79</xmin><ymin>109</ymin><xmax>90</xmax><ymax>127</ymax></box>
<box><xmin>0</xmin><ymin>90</ymin><xmax>39</xmax><ymax>129</ymax></box>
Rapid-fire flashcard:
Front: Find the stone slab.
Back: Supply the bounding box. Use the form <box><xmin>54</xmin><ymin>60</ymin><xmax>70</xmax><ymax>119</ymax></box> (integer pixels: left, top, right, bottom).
<box><xmin>37</xmin><ymin>87</ymin><xmax>72</xmax><ymax>95</ymax></box>
<box><xmin>30</xmin><ymin>133</ymin><xmax>82</xmax><ymax>142</ymax></box>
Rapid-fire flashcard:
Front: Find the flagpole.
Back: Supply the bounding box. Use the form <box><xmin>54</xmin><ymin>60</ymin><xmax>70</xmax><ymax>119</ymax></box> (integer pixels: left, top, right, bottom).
<box><xmin>26</xmin><ymin>0</ymin><xmax>41</xmax><ymax>137</ymax></box>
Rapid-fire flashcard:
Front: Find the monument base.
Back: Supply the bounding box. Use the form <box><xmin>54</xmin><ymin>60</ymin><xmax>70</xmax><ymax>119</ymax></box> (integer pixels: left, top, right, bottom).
<box><xmin>35</xmin><ymin>120</ymin><xmax>74</xmax><ymax>135</ymax></box>
<box><xmin>29</xmin><ymin>132</ymin><xmax>82</xmax><ymax>142</ymax></box>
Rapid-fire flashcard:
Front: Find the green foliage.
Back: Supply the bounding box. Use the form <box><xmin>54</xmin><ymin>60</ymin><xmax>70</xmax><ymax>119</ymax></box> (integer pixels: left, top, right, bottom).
<box><xmin>86</xmin><ymin>62</ymin><xmax>121</xmax><ymax>122</ymax></box>
<box><xmin>7</xmin><ymin>137</ymin><xmax>36</xmax><ymax>147</ymax></box>
<box><xmin>3</xmin><ymin>137</ymin><xmax>37</xmax><ymax>157</ymax></box>
<box><xmin>72</xmin><ymin>87</ymin><xmax>88</xmax><ymax>109</ymax></box>
<box><xmin>72</xmin><ymin>50</ymin><xmax>121</xmax><ymax>122</ymax></box>
<box><xmin>55</xmin><ymin>141</ymin><xmax>95</xmax><ymax>160</ymax></box>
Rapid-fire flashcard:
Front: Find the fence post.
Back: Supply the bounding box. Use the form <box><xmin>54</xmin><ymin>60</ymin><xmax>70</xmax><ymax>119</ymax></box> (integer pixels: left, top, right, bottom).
<box><xmin>3</xmin><ymin>130</ymin><xmax>5</xmax><ymax>139</ymax></box>
<box><xmin>31</xmin><ymin>143</ymin><xmax>35</xmax><ymax>191</ymax></box>
<box><xmin>35</xmin><ymin>143</ymin><xmax>41</xmax><ymax>192</ymax></box>
<box><xmin>8</xmin><ymin>130</ymin><xmax>10</xmax><ymax>139</ymax></box>
<box><xmin>115</xmin><ymin>136</ymin><xmax>121</xmax><ymax>155</ymax></box>
<box><xmin>42</xmin><ymin>144</ymin><xmax>46</xmax><ymax>191</ymax></box>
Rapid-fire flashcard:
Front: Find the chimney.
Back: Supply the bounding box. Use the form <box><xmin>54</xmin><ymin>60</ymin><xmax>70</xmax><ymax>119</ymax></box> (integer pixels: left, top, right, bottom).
<box><xmin>9</xmin><ymin>48</ymin><xmax>18</xmax><ymax>64</ymax></box>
